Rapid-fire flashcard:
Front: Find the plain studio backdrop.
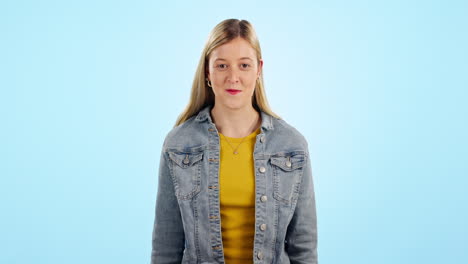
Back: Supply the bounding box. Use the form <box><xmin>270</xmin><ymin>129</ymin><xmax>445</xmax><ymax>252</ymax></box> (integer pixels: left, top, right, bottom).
<box><xmin>1</xmin><ymin>0</ymin><xmax>467</xmax><ymax>263</ymax></box>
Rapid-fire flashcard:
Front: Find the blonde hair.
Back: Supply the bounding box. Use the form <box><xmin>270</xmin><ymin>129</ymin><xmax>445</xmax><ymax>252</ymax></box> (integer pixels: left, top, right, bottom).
<box><xmin>174</xmin><ymin>18</ymin><xmax>281</xmax><ymax>127</ymax></box>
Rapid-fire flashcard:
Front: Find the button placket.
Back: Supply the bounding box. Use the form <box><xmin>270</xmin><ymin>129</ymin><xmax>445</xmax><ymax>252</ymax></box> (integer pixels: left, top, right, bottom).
<box><xmin>253</xmin><ymin>137</ymin><xmax>267</xmax><ymax>263</ymax></box>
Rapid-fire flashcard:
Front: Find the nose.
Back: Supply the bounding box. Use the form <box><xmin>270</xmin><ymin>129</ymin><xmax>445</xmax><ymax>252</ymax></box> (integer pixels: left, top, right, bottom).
<box><xmin>227</xmin><ymin>67</ymin><xmax>240</xmax><ymax>84</ymax></box>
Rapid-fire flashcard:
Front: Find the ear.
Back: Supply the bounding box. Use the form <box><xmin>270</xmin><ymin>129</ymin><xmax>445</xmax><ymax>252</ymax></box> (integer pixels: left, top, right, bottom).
<box><xmin>205</xmin><ymin>66</ymin><xmax>210</xmax><ymax>80</ymax></box>
<box><xmin>257</xmin><ymin>59</ymin><xmax>264</xmax><ymax>77</ymax></box>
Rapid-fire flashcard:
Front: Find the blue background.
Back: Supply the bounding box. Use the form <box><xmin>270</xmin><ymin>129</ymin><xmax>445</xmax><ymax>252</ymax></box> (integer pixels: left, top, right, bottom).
<box><xmin>1</xmin><ymin>0</ymin><xmax>467</xmax><ymax>263</ymax></box>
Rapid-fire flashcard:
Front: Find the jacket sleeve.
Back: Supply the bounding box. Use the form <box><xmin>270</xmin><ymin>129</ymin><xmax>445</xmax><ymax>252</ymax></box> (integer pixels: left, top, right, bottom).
<box><xmin>151</xmin><ymin>142</ymin><xmax>185</xmax><ymax>264</ymax></box>
<box><xmin>285</xmin><ymin>148</ymin><xmax>318</xmax><ymax>264</ymax></box>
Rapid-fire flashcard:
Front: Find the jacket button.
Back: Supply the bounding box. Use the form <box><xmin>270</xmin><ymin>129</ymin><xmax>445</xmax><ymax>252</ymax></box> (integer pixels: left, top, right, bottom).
<box><xmin>260</xmin><ymin>135</ymin><xmax>265</xmax><ymax>143</ymax></box>
<box><xmin>285</xmin><ymin>160</ymin><xmax>292</xmax><ymax>167</ymax></box>
<box><xmin>260</xmin><ymin>195</ymin><xmax>267</xmax><ymax>202</ymax></box>
<box><xmin>260</xmin><ymin>223</ymin><xmax>267</xmax><ymax>231</ymax></box>
<box><xmin>259</xmin><ymin>167</ymin><xmax>266</xmax><ymax>173</ymax></box>
<box><xmin>183</xmin><ymin>155</ymin><xmax>190</xmax><ymax>165</ymax></box>
<box><xmin>257</xmin><ymin>251</ymin><xmax>264</xmax><ymax>260</ymax></box>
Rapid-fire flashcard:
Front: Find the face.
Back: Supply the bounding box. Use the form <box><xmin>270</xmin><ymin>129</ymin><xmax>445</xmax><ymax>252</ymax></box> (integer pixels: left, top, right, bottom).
<box><xmin>207</xmin><ymin>37</ymin><xmax>263</xmax><ymax>110</ymax></box>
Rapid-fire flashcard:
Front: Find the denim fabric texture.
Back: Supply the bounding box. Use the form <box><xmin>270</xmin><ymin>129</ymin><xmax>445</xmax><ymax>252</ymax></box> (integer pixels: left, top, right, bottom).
<box><xmin>151</xmin><ymin>105</ymin><xmax>318</xmax><ymax>264</ymax></box>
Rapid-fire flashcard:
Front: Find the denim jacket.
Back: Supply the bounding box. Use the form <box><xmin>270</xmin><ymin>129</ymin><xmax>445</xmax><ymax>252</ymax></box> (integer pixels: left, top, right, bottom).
<box><xmin>151</xmin><ymin>105</ymin><xmax>318</xmax><ymax>264</ymax></box>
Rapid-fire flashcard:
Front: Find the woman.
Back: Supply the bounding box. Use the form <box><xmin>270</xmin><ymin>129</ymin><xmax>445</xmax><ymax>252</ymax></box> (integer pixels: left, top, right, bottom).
<box><xmin>151</xmin><ymin>18</ymin><xmax>318</xmax><ymax>264</ymax></box>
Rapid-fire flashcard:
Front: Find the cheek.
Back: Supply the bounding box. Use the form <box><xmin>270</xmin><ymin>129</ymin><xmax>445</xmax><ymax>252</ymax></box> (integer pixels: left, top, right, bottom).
<box><xmin>247</xmin><ymin>75</ymin><xmax>258</xmax><ymax>88</ymax></box>
<box><xmin>210</xmin><ymin>73</ymin><xmax>224</xmax><ymax>83</ymax></box>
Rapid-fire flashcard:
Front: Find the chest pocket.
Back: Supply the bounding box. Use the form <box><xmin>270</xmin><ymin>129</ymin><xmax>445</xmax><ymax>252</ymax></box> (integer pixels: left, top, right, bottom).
<box><xmin>168</xmin><ymin>150</ymin><xmax>204</xmax><ymax>200</ymax></box>
<box><xmin>270</xmin><ymin>152</ymin><xmax>306</xmax><ymax>204</ymax></box>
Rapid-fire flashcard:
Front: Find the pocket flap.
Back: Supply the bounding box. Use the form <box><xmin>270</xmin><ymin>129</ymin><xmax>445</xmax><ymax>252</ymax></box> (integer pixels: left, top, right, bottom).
<box><xmin>168</xmin><ymin>151</ymin><xmax>204</xmax><ymax>168</ymax></box>
<box><xmin>270</xmin><ymin>154</ymin><xmax>305</xmax><ymax>172</ymax></box>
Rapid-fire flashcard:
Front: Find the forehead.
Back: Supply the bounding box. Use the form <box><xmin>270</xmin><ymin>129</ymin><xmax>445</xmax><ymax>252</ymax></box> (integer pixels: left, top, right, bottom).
<box><xmin>210</xmin><ymin>37</ymin><xmax>257</xmax><ymax>60</ymax></box>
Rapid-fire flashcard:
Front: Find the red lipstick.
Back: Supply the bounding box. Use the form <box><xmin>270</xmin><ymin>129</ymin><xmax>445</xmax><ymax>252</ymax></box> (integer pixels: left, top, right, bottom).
<box><xmin>226</xmin><ymin>89</ymin><xmax>241</xmax><ymax>95</ymax></box>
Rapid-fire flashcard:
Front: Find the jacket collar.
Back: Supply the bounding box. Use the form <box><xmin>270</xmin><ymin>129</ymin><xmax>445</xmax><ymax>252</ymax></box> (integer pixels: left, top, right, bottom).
<box><xmin>195</xmin><ymin>104</ymin><xmax>274</xmax><ymax>131</ymax></box>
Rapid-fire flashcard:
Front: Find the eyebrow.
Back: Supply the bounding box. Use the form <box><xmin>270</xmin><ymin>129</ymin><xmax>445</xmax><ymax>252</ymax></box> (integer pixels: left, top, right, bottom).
<box><xmin>214</xmin><ymin>57</ymin><xmax>253</xmax><ymax>62</ymax></box>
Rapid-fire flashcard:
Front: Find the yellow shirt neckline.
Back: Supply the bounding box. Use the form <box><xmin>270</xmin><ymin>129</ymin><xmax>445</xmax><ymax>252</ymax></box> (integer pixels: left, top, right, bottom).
<box><xmin>218</xmin><ymin>127</ymin><xmax>261</xmax><ymax>142</ymax></box>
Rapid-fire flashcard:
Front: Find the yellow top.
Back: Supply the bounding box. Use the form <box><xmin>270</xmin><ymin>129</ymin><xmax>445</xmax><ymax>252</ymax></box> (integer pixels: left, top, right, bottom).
<box><xmin>218</xmin><ymin>127</ymin><xmax>261</xmax><ymax>264</ymax></box>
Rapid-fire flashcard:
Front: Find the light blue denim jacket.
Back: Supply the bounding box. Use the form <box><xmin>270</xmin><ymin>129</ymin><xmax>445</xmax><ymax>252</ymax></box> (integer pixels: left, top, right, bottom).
<box><xmin>151</xmin><ymin>105</ymin><xmax>318</xmax><ymax>264</ymax></box>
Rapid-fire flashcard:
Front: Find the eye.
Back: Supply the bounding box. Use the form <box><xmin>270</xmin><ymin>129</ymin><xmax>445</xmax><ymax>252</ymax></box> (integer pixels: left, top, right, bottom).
<box><xmin>241</xmin><ymin>63</ymin><xmax>250</xmax><ymax>69</ymax></box>
<box><xmin>216</xmin><ymin>64</ymin><xmax>228</xmax><ymax>70</ymax></box>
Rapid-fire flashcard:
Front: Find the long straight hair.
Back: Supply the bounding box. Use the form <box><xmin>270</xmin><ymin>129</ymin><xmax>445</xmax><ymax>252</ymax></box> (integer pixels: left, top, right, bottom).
<box><xmin>174</xmin><ymin>18</ymin><xmax>281</xmax><ymax>127</ymax></box>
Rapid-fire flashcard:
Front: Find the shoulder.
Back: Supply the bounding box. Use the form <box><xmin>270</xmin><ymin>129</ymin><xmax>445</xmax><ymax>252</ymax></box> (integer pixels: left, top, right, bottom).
<box><xmin>162</xmin><ymin>115</ymin><xmax>206</xmax><ymax>149</ymax></box>
<box><xmin>269</xmin><ymin>116</ymin><xmax>310</xmax><ymax>153</ymax></box>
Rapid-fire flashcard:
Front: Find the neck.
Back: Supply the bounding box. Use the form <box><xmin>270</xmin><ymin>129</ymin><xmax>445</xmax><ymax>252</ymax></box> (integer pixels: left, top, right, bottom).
<box><xmin>210</xmin><ymin>104</ymin><xmax>261</xmax><ymax>138</ymax></box>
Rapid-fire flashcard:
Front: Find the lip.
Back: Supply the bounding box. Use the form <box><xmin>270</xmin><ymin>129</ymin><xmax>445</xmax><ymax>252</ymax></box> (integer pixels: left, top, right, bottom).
<box><xmin>226</xmin><ymin>89</ymin><xmax>242</xmax><ymax>95</ymax></box>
